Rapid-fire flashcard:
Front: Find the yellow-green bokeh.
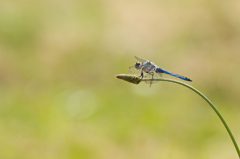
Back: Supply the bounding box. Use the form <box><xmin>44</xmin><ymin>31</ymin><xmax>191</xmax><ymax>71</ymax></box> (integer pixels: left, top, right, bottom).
<box><xmin>0</xmin><ymin>0</ymin><xmax>240</xmax><ymax>159</ymax></box>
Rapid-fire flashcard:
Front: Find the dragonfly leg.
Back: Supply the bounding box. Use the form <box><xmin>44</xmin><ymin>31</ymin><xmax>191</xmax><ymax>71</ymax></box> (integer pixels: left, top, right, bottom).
<box><xmin>150</xmin><ymin>72</ymin><xmax>154</xmax><ymax>87</ymax></box>
<box><xmin>141</xmin><ymin>70</ymin><xmax>144</xmax><ymax>78</ymax></box>
<box><xmin>146</xmin><ymin>72</ymin><xmax>154</xmax><ymax>87</ymax></box>
<box><xmin>138</xmin><ymin>70</ymin><xmax>144</xmax><ymax>79</ymax></box>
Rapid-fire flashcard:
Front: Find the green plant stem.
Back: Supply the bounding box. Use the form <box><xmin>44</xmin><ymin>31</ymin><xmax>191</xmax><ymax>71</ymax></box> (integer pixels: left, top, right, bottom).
<box><xmin>142</xmin><ymin>78</ymin><xmax>240</xmax><ymax>158</ymax></box>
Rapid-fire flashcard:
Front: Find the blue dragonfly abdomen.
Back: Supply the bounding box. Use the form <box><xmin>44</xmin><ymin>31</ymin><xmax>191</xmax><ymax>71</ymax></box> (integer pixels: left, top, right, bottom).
<box><xmin>156</xmin><ymin>67</ymin><xmax>192</xmax><ymax>82</ymax></box>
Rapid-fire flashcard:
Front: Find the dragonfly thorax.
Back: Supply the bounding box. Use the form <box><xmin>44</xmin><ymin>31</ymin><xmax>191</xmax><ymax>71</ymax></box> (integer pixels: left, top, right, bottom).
<box><xmin>142</xmin><ymin>61</ymin><xmax>157</xmax><ymax>73</ymax></box>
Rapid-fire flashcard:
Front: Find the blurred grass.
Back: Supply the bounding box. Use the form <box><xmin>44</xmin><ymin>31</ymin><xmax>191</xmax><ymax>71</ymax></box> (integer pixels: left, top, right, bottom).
<box><xmin>1</xmin><ymin>0</ymin><xmax>240</xmax><ymax>159</ymax></box>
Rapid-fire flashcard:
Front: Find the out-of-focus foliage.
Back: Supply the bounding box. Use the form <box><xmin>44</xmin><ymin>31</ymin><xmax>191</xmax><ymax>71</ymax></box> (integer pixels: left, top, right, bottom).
<box><xmin>0</xmin><ymin>0</ymin><xmax>240</xmax><ymax>159</ymax></box>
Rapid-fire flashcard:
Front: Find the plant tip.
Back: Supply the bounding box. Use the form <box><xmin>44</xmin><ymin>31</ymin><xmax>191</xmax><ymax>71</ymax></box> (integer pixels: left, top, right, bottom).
<box><xmin>116</xmin><ymin>74</ymin><xmax>141</xmax><ymax>84</ymax></box>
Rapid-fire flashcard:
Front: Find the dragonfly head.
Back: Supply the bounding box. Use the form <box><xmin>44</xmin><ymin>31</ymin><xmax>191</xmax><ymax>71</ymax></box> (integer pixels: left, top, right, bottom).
<box><xmin>134</xmin><ymin>62</ymin><xmax>142</xmax><ymax>70</ymax></box>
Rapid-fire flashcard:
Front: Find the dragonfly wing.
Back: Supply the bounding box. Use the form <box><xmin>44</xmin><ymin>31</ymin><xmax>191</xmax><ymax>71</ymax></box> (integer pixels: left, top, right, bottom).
<box><xmin>155</xmin><ymin>72</ymin><xmax>162</xmax><ymax>78</ymax></box>
<box><xmin>144</xmin><ymin>71</ymin><xmax>163</xmax><ymax>84</ymax></box>
<box><xmin>128</xmin><ymin>66</ymin><xmax>140</xmax><ymax>73</ymax></box>
<box><xmin>134</xmin><ymin>55</ymin><xmax>148</xmax><ymax>63</ymax></box>
<box><xmin>144</xmin><ymin>73</ymin><xmax>158</xmax><ymax>84</ymax></box>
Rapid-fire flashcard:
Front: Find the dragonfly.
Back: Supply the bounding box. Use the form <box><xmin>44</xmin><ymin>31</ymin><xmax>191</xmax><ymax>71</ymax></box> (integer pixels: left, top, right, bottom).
<box><xmin>128</xmin><ymin>55</ymin><xmax>192</xmax><ymax>87</ymax></box>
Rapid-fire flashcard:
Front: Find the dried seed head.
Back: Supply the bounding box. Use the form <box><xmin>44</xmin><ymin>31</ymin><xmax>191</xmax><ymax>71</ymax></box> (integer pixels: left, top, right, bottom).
<box><xmin>115</xmin><ymin>74</ymin><xmax>141</xmax><ymax>84</ymax></box>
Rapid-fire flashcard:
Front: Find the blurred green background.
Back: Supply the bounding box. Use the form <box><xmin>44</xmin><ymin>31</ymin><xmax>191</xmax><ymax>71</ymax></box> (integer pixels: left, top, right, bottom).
<box><xmin>0</xmin><ymin>0</ymin><xmax>240</xmax><ymax>159</ymax></box>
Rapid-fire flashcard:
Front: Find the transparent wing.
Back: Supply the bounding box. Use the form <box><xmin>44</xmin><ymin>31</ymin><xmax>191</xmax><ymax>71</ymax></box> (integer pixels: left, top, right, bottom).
<box><xmin>155</xmin><ymin>72</ymin><xmax>162</xmax><ymax>78</ymax></box>
<box><xmin>134</xmin><ymin>55</ymin><xmax>148</xmax><ymax>63</ymax></box>
<box><xmin>128</xmin><ymin>66</ymin><xmax>140</xmax><ymax>73</ymax></box>
<box><xmin>144</xmin><ymin>72</ymin><xmax>162</xmax><ymax>84</ymax></box>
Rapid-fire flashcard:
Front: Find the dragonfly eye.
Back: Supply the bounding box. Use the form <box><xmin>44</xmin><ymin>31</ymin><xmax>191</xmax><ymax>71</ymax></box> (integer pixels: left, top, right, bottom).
<box><xmin>135</xmin><ymin>62</ymin><xmax>141</xmax><ymax>69</ymax></box>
